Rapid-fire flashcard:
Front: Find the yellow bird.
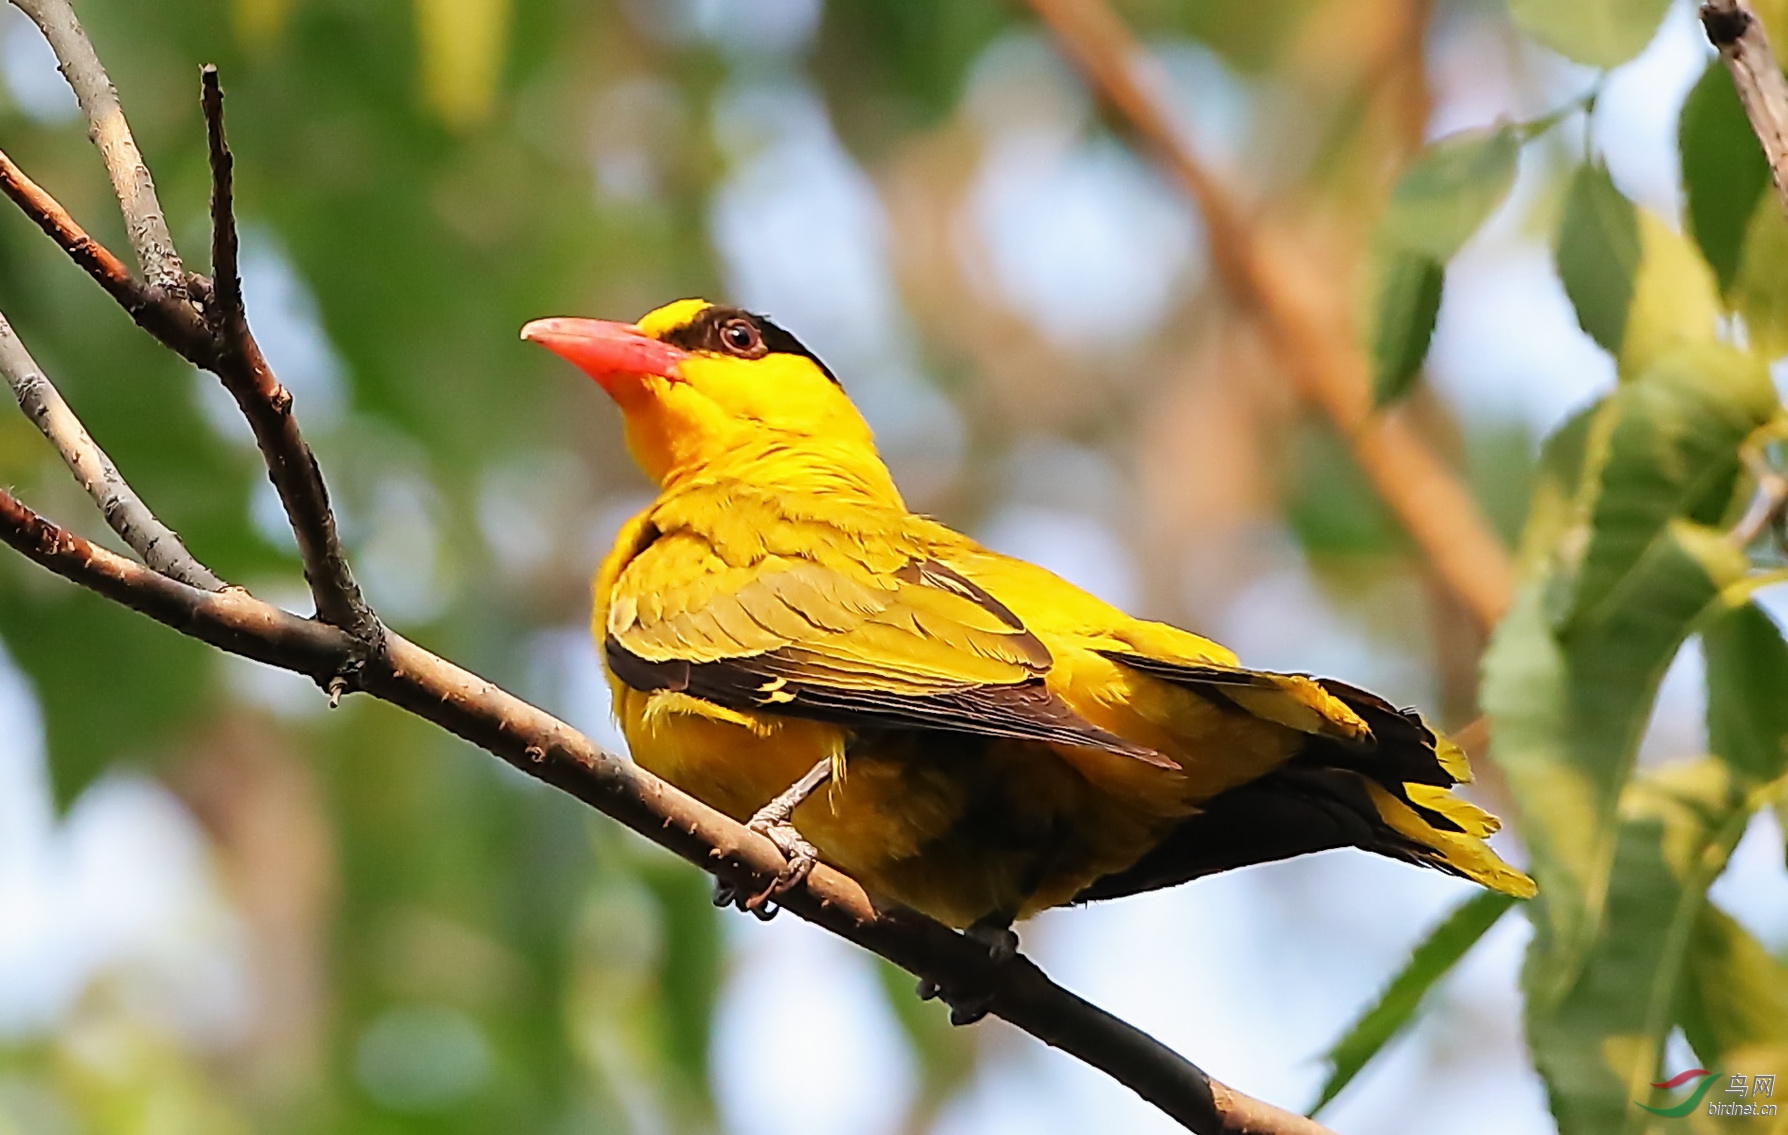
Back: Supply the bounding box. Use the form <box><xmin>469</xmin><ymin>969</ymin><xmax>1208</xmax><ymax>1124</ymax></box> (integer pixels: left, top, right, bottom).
<box><xmin>523</xmin><ymin>299</ymin><xmax>1533</xmax><ymax>993</ymax></box>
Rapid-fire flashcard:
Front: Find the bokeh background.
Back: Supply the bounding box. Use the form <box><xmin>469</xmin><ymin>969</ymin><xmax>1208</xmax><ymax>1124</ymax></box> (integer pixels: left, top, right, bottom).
<box><xmin>1</xmin><ymin>1</ymin><xmax>1786</xmax><ymax>1133</ymax></box>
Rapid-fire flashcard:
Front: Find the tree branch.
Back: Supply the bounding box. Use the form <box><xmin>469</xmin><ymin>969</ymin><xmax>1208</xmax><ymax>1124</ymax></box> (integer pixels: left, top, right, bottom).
<box><xmin>8</xmin><ymin>0</ymin><xmax>185</xmax><ymax>295</ymax></box>
<box><xmin>0</xmin><ymin>485</ymin><xmax>1326</xmax><ymax>1135</ymax></box>
<box><xmin>1701</xmin><ymin>0</ymin><xmax>1788</xmax><ymax>218</ymax></box>
<box><xmin>0</xmin><ymin>310</ymin><xmax>222</xmax><ymax>590</ymax></box>
<box><xmin>1023</xmin><ymin>0</ymin><xmax>1514</xmax><ymax>631</ymax></box>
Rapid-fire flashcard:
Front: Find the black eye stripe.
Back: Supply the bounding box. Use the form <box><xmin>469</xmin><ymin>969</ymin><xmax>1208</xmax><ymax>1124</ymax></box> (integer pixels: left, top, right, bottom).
<box><xmin>661</xmin><ymin>305</ymin><xmax>841</xmax><ymax>386</ymax></box>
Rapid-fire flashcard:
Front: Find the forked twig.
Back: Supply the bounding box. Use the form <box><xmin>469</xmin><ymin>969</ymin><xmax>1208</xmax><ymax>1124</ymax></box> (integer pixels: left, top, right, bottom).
<box><xmin>192</xmin><ymin>66</ymin><xmax>379</xmax><ymax>647</ymax></box>
<box><xmin>0</xmin><ymin>148</ymin><xmax>203</xmax><ymax>353</ymax></box>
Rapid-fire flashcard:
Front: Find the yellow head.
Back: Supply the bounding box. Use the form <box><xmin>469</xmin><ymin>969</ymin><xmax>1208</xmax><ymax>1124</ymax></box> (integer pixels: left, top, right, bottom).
<box><xmin>522</xmin><ymin>299</ymin><xmax>884</xmax><ymax>490</ymax></box>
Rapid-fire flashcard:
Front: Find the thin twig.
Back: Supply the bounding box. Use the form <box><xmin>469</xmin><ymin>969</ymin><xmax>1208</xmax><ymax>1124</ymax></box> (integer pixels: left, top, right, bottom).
<box><xmin>1731</xmin><ymin>426</ymin><xmax>1788</xmax><ymax>550</ymax></box>
<box><xmin>1701</xmin><ymin>0</ymin><xmax>1788</xmax><ymax>218</ymax></box>
<box><xmin>0</xmin><ymin>485</ymin><xmax>1323</xmax><ymax>1135</ymax></box>
<box><xmin>8</xmin><ymin>0</ymin><xmax>185</xmax><ymax>294</ymax></box>
<box><xmin>0</xmin><ymin>148</ymin><xmax>206</xmax><ymax>355</ymax></box>
<box><xmin>193</xmin><ymin>66</ymin><xmax>378</xmax><ymax>647</ymax></box>
<box><xmin>0</xmin><ymin>311</ymin><xmax>222</xmax><ymax>590</ymax></box>
<box><xmin>1024</xmin><ymin>0</ymin><xmax>1514</xmax><ymax>631</ymax></box>
<box><xmin>199</xmin><ymin>66</ymin><xmax>242</xmax><ymax>334</ymax></box>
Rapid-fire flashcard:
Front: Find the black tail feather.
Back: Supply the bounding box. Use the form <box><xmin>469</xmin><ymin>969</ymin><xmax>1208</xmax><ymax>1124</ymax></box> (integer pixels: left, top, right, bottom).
<box><xmin>1073</xmin><ymin>765</ymin><xmax>1448</xmax><ymax>903</ymax></box>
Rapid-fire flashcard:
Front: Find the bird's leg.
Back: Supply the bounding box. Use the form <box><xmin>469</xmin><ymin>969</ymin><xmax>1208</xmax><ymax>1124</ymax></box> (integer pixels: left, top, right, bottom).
<box><xmin>740</xmin><ymin>757</ymin><xmax>833</xmax><ymax>915</ymax></box>
<box><xmin>916</xmin><ymin>911</ymin><xmax>1019</xmax><ymax>1026</ymax></box>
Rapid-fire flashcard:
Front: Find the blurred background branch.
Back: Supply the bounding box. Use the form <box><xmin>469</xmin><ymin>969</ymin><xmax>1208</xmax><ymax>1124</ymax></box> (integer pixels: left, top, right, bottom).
<box><xmin>1024</xmin><ymin>0</ymin><xmax>1514</xmax><ymax>632</ymax></box>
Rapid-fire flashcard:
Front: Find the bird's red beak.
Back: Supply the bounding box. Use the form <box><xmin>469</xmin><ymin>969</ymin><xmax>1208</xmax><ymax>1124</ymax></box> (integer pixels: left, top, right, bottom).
<box><xmin>521</xmin><ymin>317</ymin><xmax>690</xmax><ymax>397</ymax></box>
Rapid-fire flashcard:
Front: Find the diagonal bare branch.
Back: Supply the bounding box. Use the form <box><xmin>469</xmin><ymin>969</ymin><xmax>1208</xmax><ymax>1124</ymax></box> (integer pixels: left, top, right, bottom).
<box><xmin>0</xmin><ymin>311</ymin><xmax>222</xmax><ymax>590</ymax></box>
<box><xmin>0</xmin><ymin>484</ymin><xmax>1329</xmax><ymax>1135</ymax></box>
<box><xmin>1701</xmin><ymin>0</ymin><xmax>1788</xmax><ymax>218</ymax></box>
<box><xmin>1023</xmin><ymin>0</ymin><xmax>1514</xmax><ymax>632</ymax></box>
<box><xmin>8</xmin><ymin>0</ymin><xmax>186</xmax><ymax>295</ymax></box>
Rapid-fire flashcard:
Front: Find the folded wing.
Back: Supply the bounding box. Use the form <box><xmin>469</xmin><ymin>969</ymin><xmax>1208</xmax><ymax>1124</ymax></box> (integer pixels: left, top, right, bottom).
<box><xmin>607</xmin><ymin>535</ymin><xmax>1176</xmax><ymax>767</ymax></box>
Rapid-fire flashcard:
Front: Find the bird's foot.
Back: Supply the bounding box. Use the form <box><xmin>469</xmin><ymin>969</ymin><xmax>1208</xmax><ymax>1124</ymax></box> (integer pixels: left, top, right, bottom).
<box><xmin>741</xmin><ymin>813</ymin><xmax>820</xmax><ymax>916</ymax></box>
<box><xmin>715</xmin><ymin>758</ymin><xmax>832</xmax><ymax>920</ymax></box>
<box><xmin>915</xmin><ymin>914</ymin><xmax>1019</xmax><ymax>1026</ymax></box>
<box><xmin>724</xmin><ymin>758</ymin><xmax>832</xmax><ymax>918</ymax></box>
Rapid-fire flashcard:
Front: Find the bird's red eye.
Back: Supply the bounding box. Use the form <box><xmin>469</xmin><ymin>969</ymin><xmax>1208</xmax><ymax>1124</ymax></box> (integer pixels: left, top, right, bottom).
<box><xmin>719</xmin><ymin>318</ymin><xmax>761</xmax><ymax>355</ymax></box>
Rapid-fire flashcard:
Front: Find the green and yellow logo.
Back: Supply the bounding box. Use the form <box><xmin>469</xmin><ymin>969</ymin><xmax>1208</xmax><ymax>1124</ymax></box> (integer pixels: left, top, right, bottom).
<box><xmin>1636</xmin><ymin>1069</ymin><xmax>1720</xmax><ymax>1118</ymax></box>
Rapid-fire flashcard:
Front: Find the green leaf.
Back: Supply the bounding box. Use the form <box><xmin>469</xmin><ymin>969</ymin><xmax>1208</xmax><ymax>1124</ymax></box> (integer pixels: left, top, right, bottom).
<box><xmin>1619</xmin><ymin>213</ymin><xmax>1724</xmax><ymax>377</ymax></box>
<box><xmin>1678</xmin><ymin>904</ymin><xmax>1788</xmax><ymax>1074</ymax></box>
<box><xmin>1364</xmin><ymin>125</ymin><xmax>1520</xmax><ymax>405</ymax></box>
<box><xmin>1367</xmin><ymin>244</ymin><xmax>1445</xmax><ymax>406</ymax></box>
<box><xmin>1515</xmin><ymin>402</ymin><xmax>1605</xmax><ymax>577</ymax></box>
<box><xmin>1705</xmin><ymin>601</ymin><xmax>1788</xmax><ymax>785</ymax></box>
<box><xmin>1564</xmin><ymin>343</ymin><xmax>1777</xmax><ymax>628</ymax></box>
<box><xmin>1524</xmin><ymin>759</ymin><xmax>1760</xmax><ymax>1133</ymax></box>
<box><xmin>1283</xmin><ymin>419</ymin><xmax>1405</xmax><ymax>556</ymax></box>
<box><xmin>1506</xmin><ymin>0</ymin><xmax>1672</xmax><ymax>69</ymax></box>
<box><xmin>1485</xmin><ymin>332</ymin><xmax>1787</xmax><ymax>1130</ymax></box>
<box><xmin>1380</xmin><ymin>126</ymin><xmax>1522</xmax><ymax>261</ymax></box>
<box><xmin>1682</xmin><ymin>59</ymin><xmax>1772</xmax><ymax>293</ymax></box>
<box><xmin>1485</xmin><ymin>522</ymin><xmax>1748</xmax><ymax>1010</ymax></box>
<box><xmin>1555</xmin><ymin>163</ymin><xmax>1640</xmax><ymax>355</ymax></box>
<box><xmin>1310</xmin><ymin>891</ymin><xmax>1516</xmax><ymax>1115</ymax></box>
<box><xmin>1732</xmin><ymin>189</ymin><xmax>1788</xmax><ymax>359</ymax></box>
